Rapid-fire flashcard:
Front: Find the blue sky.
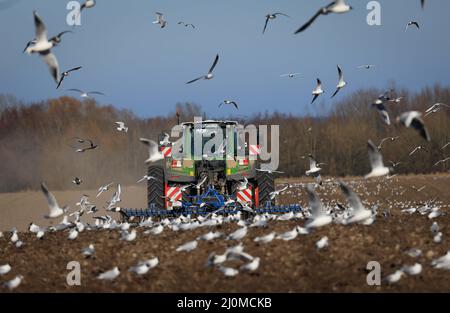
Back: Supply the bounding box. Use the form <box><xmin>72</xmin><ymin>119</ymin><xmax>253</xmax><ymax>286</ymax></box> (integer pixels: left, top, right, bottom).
<box><xmin>0</xmin><ymin>0</ymin><xmax>449</xmax><ymax>118</ymax></box>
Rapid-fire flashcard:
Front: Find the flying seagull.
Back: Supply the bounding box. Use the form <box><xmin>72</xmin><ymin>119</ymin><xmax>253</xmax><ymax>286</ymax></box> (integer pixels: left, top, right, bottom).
<box><xmin>365</xmin><ymin>140</ymin><xmax>390</xmax><ymax>179</ymax></box>
<box><xmin>115</xmin><ymin>122</ymin><xmax>128</xmax><ymax>133</ymax></box>
<box><xmin>280</xmin><ymin>72</ymin><xmax>301</xmax><ymax>78</ymax></box>
<box><xmin>397</xmin><ymin>111</ymin><xmax>431</xmax><ymax>141</ymax></box>
<box><xmin>25</xmin><ymin>11</ymin><xmax>60</xmax><ymax>83</ymax></box>
<box><xmin>186</xmin><ymin>54</ymin><xmax>219</xmax><ymax>84</ymax></box>
<box><xmin>56</xmin><ymin>66</ymin><xmax>82</xmax><ymax>89</ymax></box>
<box><xmin>305</xmin><ymin>154</ymin><xmax>322</xmax><ymax>184</ymax></box>
<box><xmin>372</xmin><ymin>94</ymin><xmax>391</xmax><ymax>125</ymax></box>
<box><xmin>178</xmin><ymin>21</ymin><xmax>195</xmax><ymax>28</ymax></box>
<box><xmin>139</xmin><ymin>138</ymin><xmax>164</xmax><ymax>163</ymax></box>
<box><xmin>81</xmin><ymin>0</ymin><xmax>96</xmax><ymax>11</ymax></box>
<box><xmin>389</xmin><ymin>97</ymin><xmax>404</xmax><ymax>104</ymax></box>
<box><xmin>409</xmin><ymin>145</ymin><xmax>427</xmax><ymax>156</ymax></box>
<box><xmin>338</xmin><ymin>181</ymin><xmax>372</xmax><ymax>224</ymax></box>
<box><xmin>219</xmin><ymin>100</ymin><xmax>239</xmax><ymax>110</ymax></box>
<box><xmin>153</xmin><ymin>12</ymin><xmax>167</xmax><ymax>28</ymax></box>
<box><xmin>433</xmin><ymin>157</ymin><xmax>450</xmax><ymax>167</ymax></box>
<box><xmin>41</xmin><ymin>182</ymin><xmax>68</xmax><ymax>218</ymax></box>
<box><xmin>405</xmin><ymin>21</ymin><xmax>420</xmax><ymax>32</ymax></box>
<box><xmin>72</xmin><ymin>177</ymin><xmax>82</xmax><ymax>185</ymax></box>
<box><xmin>294</xmin><ymin>0</ymin><xmax>353</xmax><ymax>34</ymax></box>
<box><xmin>311</xmin><ymin>79</ymin><xmax>324</xmax><ymax>104</ymax></box>
<box><xmin>377</xmin><ymin>136</ymin><xmax>400</xmax><ymax>150</ymax></box>
<box><xmin>424</xmin><ymin>103</ymin><xmax>450</xmax><ymax>117</ymax></box>
<box><xmin>358</xmin><ymin>65</ymin><xmax>376</xmax><ymax>70</ymax></box>
<box><xmin>23</xmin><ymin>31</ymin><xmax>72</xmax><ymax>53</ymax></box>
<box><xmin>262</xmin><ymin>12</ymin><xmax>289</xmax><ymax>34</ymax></box>
<box><xmin>97</xmin><ymin>182</ymin><xmax>114</xmax><ymax>198</ymax></box>
<box><xmin>75</xmin><ymin>138</ymin><xmax>98</xmax><ymax>152</ymax></box>
<box><xmin>331</xmin><ymin>65</ymin><xmax>347</xmax><ymax>98</ymax></box>
<box><xmin>67</xmin><ymin>89</ymin><xmax>105</xmax><ymax>98</ymax></box>
<box><xmin>304</xmin><ymin>185</ymin><xmax>332</xmax><ymax>229</ymax></box>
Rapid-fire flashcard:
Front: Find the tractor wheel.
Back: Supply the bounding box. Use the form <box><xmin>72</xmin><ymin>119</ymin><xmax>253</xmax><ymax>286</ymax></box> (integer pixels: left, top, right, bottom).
<box><xmin>147</xmin><ymin>165</ymin><xmax>165</xmax><ymax>208</ymax></box>
<box><xmin>256</xmin><ymin>171</ymin><xmax>275</xmax><ymax>207</ymax></box>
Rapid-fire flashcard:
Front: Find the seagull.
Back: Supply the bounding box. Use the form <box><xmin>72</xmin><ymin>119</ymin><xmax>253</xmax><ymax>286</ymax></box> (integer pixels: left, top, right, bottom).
<box><xmin>72</xmin><ymin>177</ymin><xmax>82</xmax><ymax>185</ymax></box>
<box><xmin>148</xmin><ymin>224</ymin><xmax>164</xmax><ymax>235</ymax></box>
<box><xmin>41</xmin><ymin>182</ymin><xmax>68</xmax><ymax>218</ymax></box>
<box><xmin>397</xmin><ymin>111</ymin><xmax>431</xmax><ymax>141</ymax></box>
<box><xmin>294</xmin><ymin>0</ymin><xmax>353</xmax><ymax>34</ymax></box>
<box><xmin>389</xmin><ymin>97</ymin><xmax>404</xmax><ymax>104</ymax></box>
<box><xmin>434</xmin><ymin>157</ymin><xmax>450</xmax><ymax>167</ymax></box>
<box><xmin>411</xmin><ymin>185</ymin><xmax>426</xmax><ymax>192</ymax></box>
<box><xmin>358</xmin><ymin>65</ymin><xmax>376</xmax><ymax>70</ymax></box>
<box><xmin>305</xmin><ymin>185</ymin><xmax>332</xmax><ymax>229</ymax></box>
<box><xmin>227</xmin><ymin>226</ymin><xmax>247</xmax><ymax>240</ymax></box>
<box><xmin>159</xmin><ymin>132</ymin><xmax>171</xmax><ymax>146</ymax></box>
<box><xmin>3</xmin><ymin>275</ymin><xmax>23</xmax><ymax>290</ymax></box>
<box><xmin>311</xmin><ymin>79</ymin><xmax>324</xmax><ymax>104</ymax></box>
<box><xmin>441</xmin><ymin>142</ymin><xmax>450</xmax><ymax>150</ymax></box>
<box><xmin>197</xmin><ymin>231</ymin><xmax>223</xmax><ymax>241</ymax></box>
<box><xmin>56</xmin><ymin>66</ymin><xmax>82</xmax><ymax>89</ymax></box>
<box><xmin>177</xmin><ymin>21</ymin><xmax>195</xmax><ymax>28</ymax></box>
<box><xmin>405</xmin><ymin>21</ymin><xmax>420</xmax><ymax>32</ymax></box>
<box><xmin>153</xmin><ymin>12</ymin><xmax>167</xmax><ymax>28</ymax></box>
<box><xmin>276</xmin><ymin>227</ymin><xmax>299</xmax><ymax>241</ymax></box>
<box><xmin>81</xmin><ymin>244</ymin><xmax>95</xmax><ymax>258</ymax></box>
<box><xmin>377</xmin><ymin>137</ymin><xmax>400</xmax><ymax>150</ymax></box>
<box><xmin>120</xmin><ymin>229</ymin><xmax>136</xmax><ymax>242</ymax></box>
<box><xmin>339</xmin><ymin>181</ymin><xmax>373</xmax><ymax>224</ymax></box>
<box><xmin>331</xmin><ymin>65</ymin><xmax>346</xmax><ymax>98</ymax></box>
<box><xmin>316</xmin><ymin>236</ymin><xmax>329</xmax><ymax>249</ymax></box>
<box><xmin>263</xmin><ymin>12</ymin><xmax>289</xmax><ymax>34</ymax></box>
<box><xmin>68</xmin><ymin>228</ymin><xmax>78</xmax><ymax>240</ymax></box>
<box><xmin>26</xmin><ymin>11</ymin><xmax>60</xmax><ymax>83</ymax></box>
<box><xmin>409</xmin><ymin>145</ymin><xmax>427</xmax><ymax>156</ymax></box>
<box><xmin>218</xmin><ymin>266</ymin><xmax>239</xmax><ymax>277</ymax></box>
<box><xmin>75</xmin><ymin>138</ymin><xmax>98</xmax><ymax>152</ymax></box>
<box><xmin>280</xmin><ymin>72</ymin><xmax>301</xmax><ymax>78</ymax></box>
<box><xmin>139</xmin><ymin>138</ymin><xmax>164</xmax><ymax>163</ymax></box>
<box><xmin>424</xmin><ymin>103</ymin><xmax>450</xmax><ymax>117</ymax></box>
<box><xmin>240</xmin><ymin>257</ymin><xmax>260</xmax><ymax>272</ymax></box>
<box><xmin>372</xmin><ymin>95</ymin><xmax>391</xmax><ymax>125</ymax></box>
<box><xmin>431</xmin><ymin>251</ymin><xmax>450</xmax><ymax>270</ymax></box>
<box><xmin>176</xmin><ymin>240</ymin><xmax>198</xmax><ymax>252</ymax></box>
<box><xmin>129</xmin><ymin>258</ymin><xmax>159</xmax><ymax>275</ymax></box>
<box><xmin>80</xmin><ymin>0</ymin><xmax>96</xmax><ymax>11</ymax></box>
<box><xmin>49</xmin><ymin>31</ymin><xmax>73</xmax><ymax>46</ymax></box>
<box><xmin>404</xmin><ymin>248</ymin><xmax>422</xmax><ymax>258</ymax></box>
<box><xmin>137</xmin><ymin>175</ymin><xmax>156</xmax><ymax>183</ymax></box>
<box><xmin>219</xmin><ymin>100</ymin><xmax>239</xmax><ymax>110</ymax></box>
<box><xmin>384</xmin><ymin>270</ymin><xmax>404</xmax><ymax>284</ymax></box>
<box><xmin>68</xmin><ymin>89</ymin><xmax>105</xmax><ymax>98</ymax></box>
<box><xmin>254</xmin><ymin>232</ymin><xmax>276</xmax><ymax>244</ymax></box>
<box><xmin>0</xmin><ymin>264</ymin><xmax>11</xmax><ymax>275</ymax></box>
<box><xmin>305</xmin><ymin>154</ymin><xmax>322</xmax><ymax>185</ymax></box>
<box><xmin>97</xmin><ymin>267</ymin><xmax>120</xmax><ymax>281</ymax></box>
<box><xmin>186</xmin><ymin>54</ymin><xmax>219</xmax><ymax>84</ymax></box>
<box><xmin>365</xmin><ymin>140</ymin><xmax>390</xmax><ymax>179</ymax></box>
<box><xmin>268</xmin><ymin>184</ymin><xmax>290</xmax><ymax>200</ymax></box>
<box><xmin>96</xmin><ymin>182</ymin><xmax>114</xmax><ymax>198</ymax></box>
<box><xmin>115</xmin><ymin>121</ymin><xmax>128</xmax><ymax>133</ymax></box>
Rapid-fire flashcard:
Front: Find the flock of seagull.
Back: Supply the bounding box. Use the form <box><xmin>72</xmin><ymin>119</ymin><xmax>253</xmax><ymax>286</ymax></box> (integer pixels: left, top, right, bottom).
<box><xmin>1</xmin><ymin>0</ymin><xmax>449</xmax><ymax>291</ymax></box>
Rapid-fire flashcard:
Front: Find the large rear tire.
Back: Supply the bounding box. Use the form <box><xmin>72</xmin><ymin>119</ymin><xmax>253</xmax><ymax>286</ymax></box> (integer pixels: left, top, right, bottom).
<box><xmin>256</xmin><ymin>171</ymin><xmax>275</xmax><ymax>207</ymax></box>
<box><xmin>147</xmin><ymin>166</ymin><xmax>165</xmax><ymax>208</ymax></box>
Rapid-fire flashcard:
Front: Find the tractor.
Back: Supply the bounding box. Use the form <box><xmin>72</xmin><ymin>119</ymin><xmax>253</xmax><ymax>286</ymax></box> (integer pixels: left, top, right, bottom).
<box><xmin>147</xmin><ymin>120</ymin><xmax>274</xmax><ymax>211</ymax></box>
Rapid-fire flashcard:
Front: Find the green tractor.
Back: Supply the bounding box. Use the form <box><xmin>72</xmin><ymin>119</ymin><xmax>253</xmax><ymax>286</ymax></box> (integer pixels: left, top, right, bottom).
<box><xmin>146</xmin><ymin>120</ymin><xmax>275</xmax><ymax>211</ymax></box>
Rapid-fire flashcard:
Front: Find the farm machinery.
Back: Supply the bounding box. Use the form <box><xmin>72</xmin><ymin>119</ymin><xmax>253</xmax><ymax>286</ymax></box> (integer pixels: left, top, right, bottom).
<box><xmin>121</xmin><ymin>120</ymin><xmax>302</xmax><ymax>220</ymax></box>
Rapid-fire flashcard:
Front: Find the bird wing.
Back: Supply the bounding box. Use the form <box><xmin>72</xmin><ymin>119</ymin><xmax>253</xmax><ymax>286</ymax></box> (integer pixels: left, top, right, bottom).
<box><xmin>367</xmin><ymin>140</ymin><xmax>384</xmax><ymax>170</ymax></box>
<box><xmin>331</xmin><ymin>88</ymin><xmax>340</xmax><ymax>98</ymax></box>
<box><xmin>262</xmin><ymin>16</ymin><xmax>270</xmax><ymax>34</ymax></box>
<box><xmin>68</xmin><ymin>88</ymin><xmax>84</xmax><ymax>94</ymax></box>
<box><xmin>337</xmin><ymin>65</ymin><xmax>344</xmax><ymax>82</ymax></box>
<box><xmin>232</xmin><ymin>102</ymin><xmax>239</xmax><ymax>110</ymax></box>
<box><xmin>56</xmin><ymin>75</ymin><xmax>65</xmax><ymax>89</ymax></box>
<box><xmin>67</xmin><ymin>66</ymin><xmax>82</xmax><ymax>73</ymax></box>
<box><xmin>115</xmin><ymin>122</ymin><xmax>124</xmax><ymax>127</ymax></box>
<box><xmin>311</xmin><ymin>94</ymin><xmax>319</xmax><ymax>104</ymax></box>
<box><xmin>274</xmin><ymin>12</ymin><xmax>290</xmax><ymax>17</ymax></box>
<box><xmin>309</xmin><ymin>155</ymin><xmax>317</xmax><ymax>169</ymax></box>
<box><xmin>88</xmin><ymin>91</ymin><xmax>105</xmax><ymax>96</ymax></box>
<box><xmin>339</xmin><ymin>181</ymin><xmax>364</xmax><ymax>211</ymax></box>
<box><xmin>41</xmin><ymin>182</ymin><xmax>59</xmax><ymax>212</ymax></box>
<box><xmin>33</xmin><ymin>11</ymin><xmax>48</xmax><ymax>42</ymax></box>
<box><xmin>294</xmin><ymin>8</ymin><xmax>323</xmax><ymax>34</ymax></box>
<box><xmin>140</xmin><ymin>138</ymin><xmax>161</xmax><ymax>162</ymax></box>
<box><xmin>306</xmin><ymin>185</ymin><xmax>324</xmax><ymax>217</ymax></box>
<box><xmin>411</xmin><ymin>117</ymin><xmax>430</xmax><ymax>141</ymax></box>
<box><xmin>186</xmin><ymin>76</ymin><xmax>204</xmax><ymax>84</ymax></box>
<box><xmin>39</xmin><ymin>50</ymin><xmax>60</xmax><ymax>83</ymax></box>
<box><xmin>208</xmin><ymin>54</ymin><xmax>219</xmax><ymax>74</ymax></box>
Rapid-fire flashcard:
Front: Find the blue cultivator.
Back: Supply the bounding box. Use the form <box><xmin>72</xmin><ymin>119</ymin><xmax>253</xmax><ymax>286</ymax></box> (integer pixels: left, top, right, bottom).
<box><xmin>120</xmin><ymin>186</ymin><xmax>303</xmax><ymax>220</ymax></box>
